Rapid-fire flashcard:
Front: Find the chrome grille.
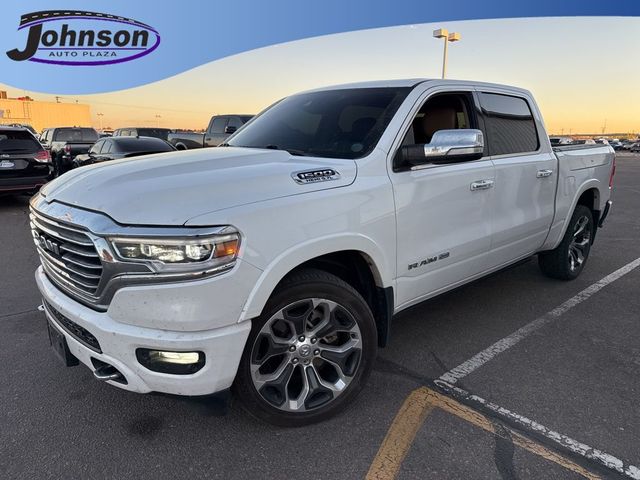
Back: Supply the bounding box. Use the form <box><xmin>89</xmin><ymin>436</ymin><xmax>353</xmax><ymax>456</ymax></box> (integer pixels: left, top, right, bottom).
<box><xmin>30</xmin><ymin>208</ymin><xmax>103</xmax><ymax>300</ymax></box>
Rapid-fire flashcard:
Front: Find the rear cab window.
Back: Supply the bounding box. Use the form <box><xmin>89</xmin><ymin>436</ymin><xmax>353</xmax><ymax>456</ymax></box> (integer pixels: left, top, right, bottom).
<box><xmin>478</xmin><ymin>92</ymin><xmax>539</xmax><ymax>156</ymax></box>
<box><xmin>0</xmin><ymin>129</ymin><xmax>41</xmax><ymax>153</ymax></box>
<box><xmin>136</xmin><ymin>129</ymin><xmax>170</xmax><ymax>140</ymax></box>
<box><xmin>53</xmin><ymin>128</ymin><xmax>99</xmax><ymax>143</ymax></box>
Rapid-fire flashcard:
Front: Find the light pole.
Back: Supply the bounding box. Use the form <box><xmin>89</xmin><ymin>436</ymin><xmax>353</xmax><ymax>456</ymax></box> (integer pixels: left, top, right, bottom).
<box><xmin>155</xmin><ymin>114</ymin><xmax>161</xmax><ymax>128</ymax></box>
<box><xmin>97</xmin><ymin>112</ymin><xmax>104</xmax><ymax>131</ymax></box>
<box><xmin>433</xmin><ymin>28</ymin><xmax>461</xmax><ymax>79</ymax></box>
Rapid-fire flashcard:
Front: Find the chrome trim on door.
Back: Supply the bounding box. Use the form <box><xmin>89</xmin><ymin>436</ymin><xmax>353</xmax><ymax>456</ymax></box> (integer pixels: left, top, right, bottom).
<box><xmin>470</xmin><ymin>179</ymin><xmax>494</xmax><ymax>191</ymax></box>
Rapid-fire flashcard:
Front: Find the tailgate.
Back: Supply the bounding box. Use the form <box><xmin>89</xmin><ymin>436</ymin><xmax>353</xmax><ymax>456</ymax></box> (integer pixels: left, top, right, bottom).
<box><xmin>0</xmin><ymin>153</ymin><xmax>34</xmax><ymax>178</ymax></box>
<box><xmin>65</xmin><ymin>143</ymin><xmax>94</xmax><ymax>154</ymax></box>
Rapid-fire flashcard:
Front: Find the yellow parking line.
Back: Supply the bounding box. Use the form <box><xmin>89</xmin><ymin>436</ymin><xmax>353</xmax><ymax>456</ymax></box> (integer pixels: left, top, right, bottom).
<box><xmin>366</xmin><ymin>387</ymin><xmax>601</xmax><ymax>480</ymax></box>
<box><xmin>365</xmin><ymin>389</ymin><xmax>436</xmax><ymax>480</ymax></box>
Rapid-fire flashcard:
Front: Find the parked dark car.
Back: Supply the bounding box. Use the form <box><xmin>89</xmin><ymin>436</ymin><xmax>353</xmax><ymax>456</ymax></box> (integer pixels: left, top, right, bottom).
<box><xmin>113</xmin><ymin>127</ymin><xmax>173</xmax><ymax>140</ymax></box>
<box><xmin>168</xmin><ymin>115</ymin><xmax>253</xmax><ymax>150</ymax></box>
<box><xmin>0</xmin><ymin>126</ymin><xmax>52</xmax><ymax>194</ymax></box>
<box><xmin>631</xmin><ymin>143</ymin><xmax>640</xmax><ymax>153</ymax></box>
<box><xmin>72</xmin><ymin>136</ymin><xmax>176</xmax><ymax>168</ymax></box>
<box><xmin>3</xmin><ymin>123</ymin><xmax>38</xmax><ymax>135</ymax></box>
<box><xmin>39</xmin><ymin>127</ymin><xmax>99</xmax><ymax>176</ymax></box>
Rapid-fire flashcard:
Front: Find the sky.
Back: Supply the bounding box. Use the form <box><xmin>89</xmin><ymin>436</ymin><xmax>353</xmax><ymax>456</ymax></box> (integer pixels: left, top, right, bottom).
<box><xmin>1</xmin><ymin>16</ymin><xmax>638</xmax><ymax>135</ymax></box>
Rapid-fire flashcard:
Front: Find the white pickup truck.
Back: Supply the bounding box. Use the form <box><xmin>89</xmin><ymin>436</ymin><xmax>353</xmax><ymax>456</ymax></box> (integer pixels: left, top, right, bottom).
<box><xmin>30</xmin><ymin>79</ymin><xmax>614</xmax><ymax>426</ymax></box>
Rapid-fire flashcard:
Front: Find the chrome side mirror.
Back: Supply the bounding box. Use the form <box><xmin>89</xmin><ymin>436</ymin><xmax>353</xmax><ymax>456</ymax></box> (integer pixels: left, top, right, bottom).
<box><xmin>397</xmin><ymin>129</ymin><xmax>484</xmax><ymax>168</ymax></box>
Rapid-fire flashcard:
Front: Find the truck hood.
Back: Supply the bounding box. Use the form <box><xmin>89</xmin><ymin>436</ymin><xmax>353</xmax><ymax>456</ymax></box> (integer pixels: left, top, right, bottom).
<box><xmin>40</xmin><ymin>147</ymin><xmax>356</xmax><ymax>225</ymax></box>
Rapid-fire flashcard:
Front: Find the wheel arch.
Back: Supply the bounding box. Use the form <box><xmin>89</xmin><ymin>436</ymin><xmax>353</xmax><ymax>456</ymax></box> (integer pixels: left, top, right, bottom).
<box><xmin>240</xmin><ymin>236</ymin><xmax>394</xmax><ymax>347</ymax></box>
<box><xmin>545</xmin><ymin>180</ymin><xmax>602</xmax><ymax>251</ymax></box>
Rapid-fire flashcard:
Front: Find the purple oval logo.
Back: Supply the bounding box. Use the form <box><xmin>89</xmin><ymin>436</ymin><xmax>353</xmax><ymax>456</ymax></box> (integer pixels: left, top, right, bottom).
<box><xmin>6</xmin><ymin>10</ymin><xmax>160</xmax><ymax>66</ymax></box>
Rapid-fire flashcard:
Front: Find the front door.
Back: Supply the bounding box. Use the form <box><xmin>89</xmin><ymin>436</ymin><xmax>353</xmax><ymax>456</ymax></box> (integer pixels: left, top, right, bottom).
<box><xmin>390</xmin><ymin>90</ymin><xmax>495</xmax><ymax>309</ymax></box>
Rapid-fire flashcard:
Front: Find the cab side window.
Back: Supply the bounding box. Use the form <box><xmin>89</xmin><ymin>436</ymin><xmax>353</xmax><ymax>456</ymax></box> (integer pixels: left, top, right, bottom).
<box><xmin>478</xmin><ymin>93</ymin><xmax>538</xmax><ymax>156</ymax></box>
<box><xmin>401</xmin><ymin>93</ymin><xmax>473</xmax><ymax>147</ymax></box>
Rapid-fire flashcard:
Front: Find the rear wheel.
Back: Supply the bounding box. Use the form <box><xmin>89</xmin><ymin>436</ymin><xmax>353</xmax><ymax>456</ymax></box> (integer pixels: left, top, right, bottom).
<box><xmin>539</xmin><ymin>205</ymin><xmax>593</xmax><ymax>280</ymax></box>
<box><xmin>233</xmin><ymin>269</ymin><xmax>377</xmax><ymax>426</ymax></box>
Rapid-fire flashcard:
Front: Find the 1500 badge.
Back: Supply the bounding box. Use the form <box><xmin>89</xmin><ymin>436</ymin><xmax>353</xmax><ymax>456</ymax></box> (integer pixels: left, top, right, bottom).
<box><xmin>408</xmin><ymin>252</ymin><xmax>450</xmax><ymax>271</ymax></box>
<box><xmin>292</xmin><ymin>169</ymin><xmax>341</xmax><ymax>185</ymax></box>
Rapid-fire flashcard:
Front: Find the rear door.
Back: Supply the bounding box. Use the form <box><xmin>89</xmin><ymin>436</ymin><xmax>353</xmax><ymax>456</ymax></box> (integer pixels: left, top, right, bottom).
<box><xmin>477</xmin><ymin>90</ymin><xmax>557</xmax><ymax>265</ymax></box>
<box><xmin>101</xmin><ymin>139</ymin><xmax>115</xmax><ymax>160</ymax></box>
<box><xmin>389</xmin><ymin>87</ymin><xmax>495</xmax><ymax>309</ymax></box>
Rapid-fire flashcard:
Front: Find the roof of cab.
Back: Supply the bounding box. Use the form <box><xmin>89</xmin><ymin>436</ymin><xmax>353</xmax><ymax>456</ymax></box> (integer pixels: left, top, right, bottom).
<box><xmin>301</xmin><ymin>78</ymin><xmax>532</xmax><ymax>96</ymax></box>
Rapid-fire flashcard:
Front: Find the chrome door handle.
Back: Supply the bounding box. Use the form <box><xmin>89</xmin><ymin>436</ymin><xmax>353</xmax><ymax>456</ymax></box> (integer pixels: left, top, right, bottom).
<box><xmin>536</xmin><ymin>169</ymin><xmax>553</xmax><ymax>178</ymax></box>
<box><xmin>470</xmin><ymin>179</ymin><xmax>494</xmax><ymax>191</ymax></box>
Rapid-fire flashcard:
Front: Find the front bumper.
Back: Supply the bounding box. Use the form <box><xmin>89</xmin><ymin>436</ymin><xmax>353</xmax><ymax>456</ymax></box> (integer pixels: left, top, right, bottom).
<box><xmin>36</xmin><ymin>267</ymin><xmax>251</xmax><ymax>396</ymax></box>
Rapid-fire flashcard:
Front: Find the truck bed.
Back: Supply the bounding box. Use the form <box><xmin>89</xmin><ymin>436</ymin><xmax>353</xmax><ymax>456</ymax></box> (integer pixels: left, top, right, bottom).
<box><xmin>544</xmin><ymin>143</ymin><xmax>614</xmax><ymax>249</ymax></box>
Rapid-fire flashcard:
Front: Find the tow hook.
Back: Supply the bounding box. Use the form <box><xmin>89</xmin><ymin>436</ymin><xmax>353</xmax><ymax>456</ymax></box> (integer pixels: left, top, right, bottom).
<box><xmin>93</xmin><ymin>364</ymin><xmax>124</xmax><ymax>382</ymax></box>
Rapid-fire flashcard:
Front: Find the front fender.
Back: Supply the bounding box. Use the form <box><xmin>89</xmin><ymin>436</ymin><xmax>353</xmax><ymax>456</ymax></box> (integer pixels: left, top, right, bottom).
<box><xmin>239</xmin><ymin>233</ymin><xmax>393</xmax><ymax>321</ymax></box>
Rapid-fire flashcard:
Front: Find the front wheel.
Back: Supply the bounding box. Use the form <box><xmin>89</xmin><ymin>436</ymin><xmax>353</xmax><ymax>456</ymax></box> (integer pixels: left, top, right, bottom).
<box><xmin>233</xmin><ymin>269</ymin><xmax>377</xmax><ymax>426</ymax></box>
<box><xmin>539</xmin><ymin>205</ymin><xmax>593</xmax><ymax>280</ymax></box>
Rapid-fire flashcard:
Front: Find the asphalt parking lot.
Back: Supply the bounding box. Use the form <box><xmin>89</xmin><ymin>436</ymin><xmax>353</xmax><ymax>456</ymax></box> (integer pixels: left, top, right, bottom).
<box><xmin>1</xmin><ymin>154</ymin><xmax>639</xmax><ymax>480</ymax></box>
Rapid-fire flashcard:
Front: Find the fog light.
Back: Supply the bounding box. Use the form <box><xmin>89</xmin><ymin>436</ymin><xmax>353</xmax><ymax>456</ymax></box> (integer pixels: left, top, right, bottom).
<box><xmin>136</xmin><ymin>348</ymin><xmax>205</xmax><ymax>375</ymax></box>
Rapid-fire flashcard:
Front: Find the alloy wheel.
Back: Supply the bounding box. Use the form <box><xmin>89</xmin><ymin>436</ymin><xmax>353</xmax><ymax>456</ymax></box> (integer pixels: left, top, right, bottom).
<box><xmin>250</xmin><ymin>298</ymin><xmax>362</xmax><ymax>412</ymax></box>
<box><xmin>568</xmin><ymin>215</ymin><xmax>591</xmax><ymax>272</ymax></box>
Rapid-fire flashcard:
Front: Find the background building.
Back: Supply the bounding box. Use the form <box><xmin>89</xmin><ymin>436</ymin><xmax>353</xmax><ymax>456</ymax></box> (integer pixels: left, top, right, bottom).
<box><xmin>0</xmin><ymin>91</ymin><xmax>91</xmax><ymax>133</ymax></box>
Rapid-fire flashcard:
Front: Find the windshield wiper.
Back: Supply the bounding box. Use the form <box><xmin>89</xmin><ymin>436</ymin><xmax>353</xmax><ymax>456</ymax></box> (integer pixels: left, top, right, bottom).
<box><xmin>219</xmin><ymin>144</ymin><xmax>309</xmax><ymax>156</ymax></box>
<box><xmin>263</xmin><ymin>145</ymin><xmax>309</xmax><ymax>156</ymax></box>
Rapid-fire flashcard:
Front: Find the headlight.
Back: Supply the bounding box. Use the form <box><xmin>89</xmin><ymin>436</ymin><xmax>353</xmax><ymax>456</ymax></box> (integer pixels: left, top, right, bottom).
<box><xmin>110</xmin><ymin>232</ymin><xmax>240</xmax><ymax>273</ymax></box>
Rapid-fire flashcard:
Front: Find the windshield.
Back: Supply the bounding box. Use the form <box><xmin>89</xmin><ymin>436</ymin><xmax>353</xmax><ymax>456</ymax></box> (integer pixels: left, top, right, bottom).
<box><xmin>226</xmin><ymin>87</ymin><xmax>410</xmax><ymax>159</ymax></box>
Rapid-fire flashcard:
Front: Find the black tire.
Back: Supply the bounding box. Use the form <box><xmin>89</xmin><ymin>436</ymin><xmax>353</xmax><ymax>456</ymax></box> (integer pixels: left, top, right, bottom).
<box><xmin>539</xmin><ymin>205</ymin><xmax>593</xmax><ymax>280</ymax></box>
<box><xmin>233</xmin><ymin>268</ymin><xmax>377</xmax><ymax>427</ymax></box>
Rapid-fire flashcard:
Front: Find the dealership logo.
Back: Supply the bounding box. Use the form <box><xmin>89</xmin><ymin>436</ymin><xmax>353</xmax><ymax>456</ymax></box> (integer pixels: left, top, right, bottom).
<box><xmin>6</xmin><ymin>10</ymin><xmax>160</xmax><ymax>66</ymax></box>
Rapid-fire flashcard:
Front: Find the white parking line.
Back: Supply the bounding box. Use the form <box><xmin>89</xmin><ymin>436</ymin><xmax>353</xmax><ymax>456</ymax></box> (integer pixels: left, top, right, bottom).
<box><xmin>436</xmin><ymin>381</ymin><xmax>640</xmax><ymax>479</ymax></box>
<box><xmin>438</xmin><ymin>256</ymin><xmax>640</xmax><ymax>385</ymax></box>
